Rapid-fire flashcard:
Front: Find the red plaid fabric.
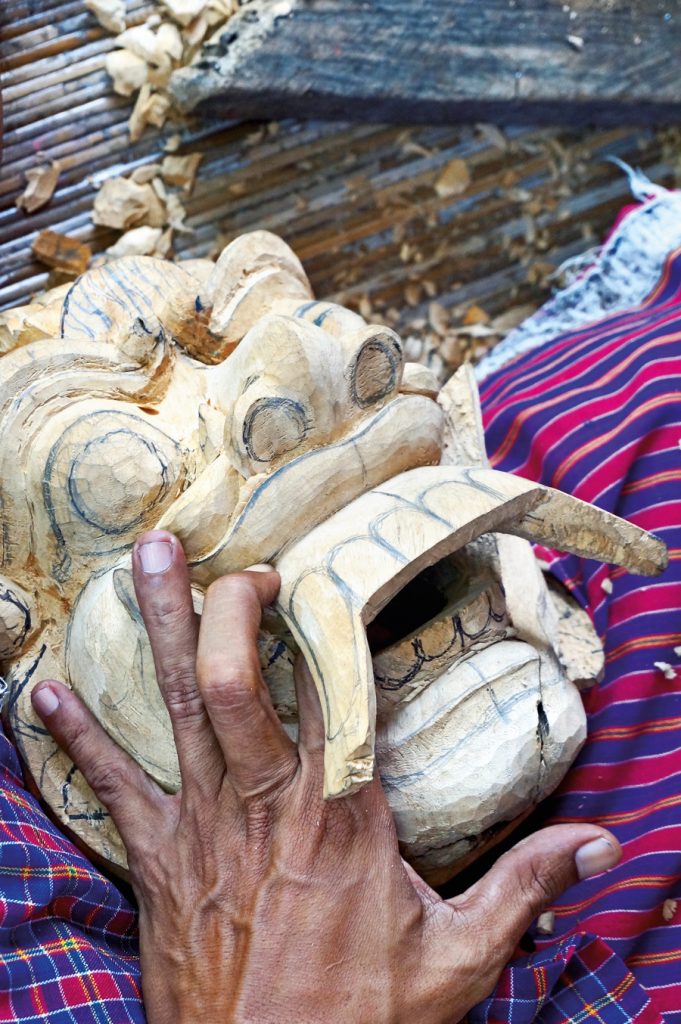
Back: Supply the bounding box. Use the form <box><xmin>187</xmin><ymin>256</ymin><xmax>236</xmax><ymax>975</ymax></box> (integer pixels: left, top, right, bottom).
<box><xmin>0</xmin><ymin>730</ymin><xmax>143</xmax><ymax>1022</ymax></box>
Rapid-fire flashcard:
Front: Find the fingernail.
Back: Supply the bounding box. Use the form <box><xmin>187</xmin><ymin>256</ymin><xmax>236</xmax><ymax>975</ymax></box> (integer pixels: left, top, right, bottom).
<box><xmin>575</xmin><ymin>837</ymin><xmax>620</xmax><ymax>880</ymax></box>
<box><xmin>33</xmin><ymin>685</ymin><xmax>60</xmax><ymax>717</ymax></box>
<box><xmin>138</xmin><ymin>541</ymin><xmax>173</xmax><ymax>575</ymax></box>
<box><xmin>244</xmin><ymin>563</ymin><xmax>275</xmax><ymax>573</ymax></box>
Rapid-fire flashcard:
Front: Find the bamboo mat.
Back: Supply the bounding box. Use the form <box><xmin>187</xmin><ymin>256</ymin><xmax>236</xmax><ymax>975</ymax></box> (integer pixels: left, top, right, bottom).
<box><xmin>2</xmin><ymin>0</ymin><xmax>680</xmax><ymax>364</ymax></box>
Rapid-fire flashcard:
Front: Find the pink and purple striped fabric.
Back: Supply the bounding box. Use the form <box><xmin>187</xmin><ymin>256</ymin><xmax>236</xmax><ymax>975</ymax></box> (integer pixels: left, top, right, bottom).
<box><xmin>473</xmin><ymin>235</ymin><xmax>681</xmax><ymax>1023</ymax></box>
<box><xmin>1</xmin><ymin>198</ymin><xmax>680</xmax><ymax>1021</ymax></box>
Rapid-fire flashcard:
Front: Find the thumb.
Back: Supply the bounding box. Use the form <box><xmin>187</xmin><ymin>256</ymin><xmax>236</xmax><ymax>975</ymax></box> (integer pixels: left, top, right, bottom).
<box><xmin>451</xmin><ymin>825</ymin><xmax>621</xmax><ymax>949</ymax></box>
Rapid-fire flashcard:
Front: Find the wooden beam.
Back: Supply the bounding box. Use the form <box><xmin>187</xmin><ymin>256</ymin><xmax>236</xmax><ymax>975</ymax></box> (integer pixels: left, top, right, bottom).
<box><xmin>170</xmin><ymin>0</ymin><xmax>681</xmax><ymax>124</ymax></box>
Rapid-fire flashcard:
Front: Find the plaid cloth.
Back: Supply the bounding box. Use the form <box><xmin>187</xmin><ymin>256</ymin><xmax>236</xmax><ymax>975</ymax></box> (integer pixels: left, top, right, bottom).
<box><xmin>0</xmin><ymin>729</ymin><xmax>143</xmax><ymax>1022</ymax></box>
<box><xmin>1</xmin><ymin>193</ymin><xmax>680</xmax><ymax>1021</ymax></box>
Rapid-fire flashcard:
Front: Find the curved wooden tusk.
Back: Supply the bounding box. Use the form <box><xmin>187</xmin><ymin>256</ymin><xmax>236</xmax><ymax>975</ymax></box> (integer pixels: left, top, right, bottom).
<box><xmin>275</xmin><ymin>464</ymin><xmax>667</xmax><ymax>799</ymax></box>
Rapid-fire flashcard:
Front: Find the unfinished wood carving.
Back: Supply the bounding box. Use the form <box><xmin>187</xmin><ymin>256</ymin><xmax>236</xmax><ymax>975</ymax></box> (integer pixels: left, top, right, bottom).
<box><xmin>0</xmin><ymin>234</ymin><xmax>668</xmax><ymax>880</ymax></box>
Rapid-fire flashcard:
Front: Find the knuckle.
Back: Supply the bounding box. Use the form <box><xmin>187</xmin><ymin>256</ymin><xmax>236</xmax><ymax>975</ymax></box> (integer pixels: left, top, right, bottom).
<box><xmin>158</xmin><ymin>665</ymin><xmax>204</xmax><ymax>723</ymax></box>
<box><xmin>144</xmin><ymin>592</ymin><xmax>190</xmax><ymax>632</ymax></box>
<box><xmin>198</xmin><ymin>656</ymin><xmax>260</xmax><ymax>709</ymax></box>
<box><xmin>519</xmin><ymin>859</ymin><xmax>561</xmax><ymax>916</ymax></box>
<box><xmin>206</xmin><ymin>574</ymin><xmax>258</xmax><ymax>608</ymax></box>
<box><xmin>85</xmin><ymin>759</ymin><xmax>130</xmax><ymax>809</ymax></box>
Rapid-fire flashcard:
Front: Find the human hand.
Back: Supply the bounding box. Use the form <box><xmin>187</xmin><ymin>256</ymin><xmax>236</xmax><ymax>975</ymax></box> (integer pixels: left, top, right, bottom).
<box><xmin>31</xmin><ymin>530</ymin><xmax>621</xmax><ymax>1024</ymax></box>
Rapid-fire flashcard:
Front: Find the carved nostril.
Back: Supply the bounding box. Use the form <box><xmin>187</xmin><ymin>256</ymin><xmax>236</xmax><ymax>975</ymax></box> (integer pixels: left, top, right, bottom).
<box><xmin>348</xmin><ymin>328</ymin><xmax>404</xmax><ymax>409</ymax></box>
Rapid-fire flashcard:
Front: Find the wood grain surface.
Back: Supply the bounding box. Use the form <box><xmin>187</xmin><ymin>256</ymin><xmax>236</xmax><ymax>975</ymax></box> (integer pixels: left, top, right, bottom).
<box><xmin>2</xmin><ymin>0</ymin><xmax>681</xmax><ymax>371</ymax></box>
<box><xmin>171</xmin><ymin>0</ymin><xmax>681</xmax><ymax>122</ymax></box>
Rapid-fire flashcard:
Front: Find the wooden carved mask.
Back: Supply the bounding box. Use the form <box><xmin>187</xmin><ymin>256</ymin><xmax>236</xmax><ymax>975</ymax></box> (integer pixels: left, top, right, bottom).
<box><xmin>0</xmin><ymin>233</ymin><xmax>667</xmax><ymax>882</ymax></box>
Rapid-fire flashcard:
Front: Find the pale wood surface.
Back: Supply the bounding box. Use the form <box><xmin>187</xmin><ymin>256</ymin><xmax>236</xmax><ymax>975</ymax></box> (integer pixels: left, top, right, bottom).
<box><xmin>0</xmin><ymin>243</ymin><xmax>666</xmax><ymax>879</ymax></box>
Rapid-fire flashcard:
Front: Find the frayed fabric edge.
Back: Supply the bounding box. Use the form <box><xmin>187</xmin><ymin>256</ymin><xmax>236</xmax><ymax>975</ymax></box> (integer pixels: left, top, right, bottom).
<box><xmin>476</xmin><ymin>167</ymin><xmax>681</xmax><ymax>382</ymax></box>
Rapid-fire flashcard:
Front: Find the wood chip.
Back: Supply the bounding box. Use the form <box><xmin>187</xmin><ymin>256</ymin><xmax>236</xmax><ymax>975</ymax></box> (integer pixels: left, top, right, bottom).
<box><xmin>131</xmin><ymin>163</ymin><xmax>163</xmax><ymax>184</ymax></box>
<box><xmin>16</xmin><ymin>161</ymin><xmax>61</xmax><ymax>213</ymax></box>
<box><xmin>85</xmin><ymin>0</ymin><xmax>126</xmax><ymax>33</ymax></box>
<box><xmin>428</xmin><ymin>301</ymin><xmax>449</xmax><ymax>336</ymax></box>
<box><xmin>115</xmin><ymin>25</ymin><xmax>160</xmax><ymax>63</ymax></box>
<box><xmin>165</xmin><ymin>192</ymin><xmax>188</xmax><ymax>231</ymax></box>
<box><xmin>463</xmin><ymin>304</ymin><xmax>489</xmax><ymax>326</ymax></box>
<box><xmin>161</xmin><ymin>0</ymin><xmax>209</xmax><ymax>26</ymax></box>
<box><xmin>663</xmin><ymin>898</ymin><xmax>678</xmax><ymax>922</ymax></box>
<box><xmin>654</xmin><ymin>661</ymin><xmax>678</xmax><ymax>681</ymax></box>
<box><xmin>435</xmin><ymin>158</ymin><xmax>471</xmax><ymax>198</ymax></box>
<box><xmin>128</xmin><ymin>84</ymin><xmax>171</xmax><ymax>142</ymax></box>
<box><xmin>157</xmin><ymin>21</ymin><xmax>184</xmax><ymax>62</ymax></box>
<box><xmin>475</xmin><ymin>123</ymin><xmax>508</xmax><ymax>150</ymax></box>
<box><xmin>161</xmin><ymin>153</ymin><xmax>203</xmax><ymax>193</ymax></box>
<box><xmin>31</xmin><ymin>230</ymin><xmax>91</xmax><ymax>275</ymax></box>
<box><xmin>404</xmin><ymin>282</ymin><xmax>422</xmax><ymax>307</ymax></box>
<box><xmin>92</xmin><ymin>177</ymin><xmax>167</xmax><ymax>229</ymax></box>
<box><xmin>105</xmin><ymin>49</ymin><xmax>148</xmax><ymax>95</ymax></box>
<box><xmin>536</xmin><ymin>911</ymin><xmax>555</xmax><ymax>935</ymax></box>
<box><xmin>105</xmin><ymin>226</ymin><xmax>164</xmax><ymax>258</ymax></box>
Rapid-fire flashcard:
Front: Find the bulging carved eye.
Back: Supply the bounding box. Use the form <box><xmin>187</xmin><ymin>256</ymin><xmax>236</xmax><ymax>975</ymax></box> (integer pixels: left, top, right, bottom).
<box><xmin>238</xmin><ymin>394</ymin><xmax>309</xmax><ymax>467</ymax></box>
<box><xmin>231</xmin><ymin>387</ymin><xmax>311</xmax><ymax>475</ymax></box>
<box><xmin>40</xmin><ymin>410</ymin><xmax>186</xmax><ymax>579</ymax></box>
<box><xmin>348</xmin><ymin>328</ymin><xmax>403</xmax><ymax>408</ymax></box>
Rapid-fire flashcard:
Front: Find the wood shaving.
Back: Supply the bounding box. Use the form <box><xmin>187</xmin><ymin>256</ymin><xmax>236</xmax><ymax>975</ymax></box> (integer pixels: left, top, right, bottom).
<box><xmin>105</xmin><ymin>226</ymin><xmax>165</xmax><ymax>258</ymax></box>
<box><xmin>16</xmin><ymin>161</ymin><xmax>61</xmax><ymax>213</ymax></box>
<box><xmin>536</xmin><ymin>911</ymin><xmax>555</xmax><ymax>935</ymax></box>
<box><xmin>129</xmin><ymin>84</ymin><xmax>171</xmax><ymax>142</ymax></box>
<box><xmin>161</xmin><ymin>153</ymin><xmax>203</xmax><ymax>192</ymax></box>
<box><xmin>157</xmin><ymin>21</ymin><xmax>184</xmax><ymax>62</ymax></box>
<box><xmin>567</xmin><ymin>34</ymin><xmax>584</xmax><ymax>50</ymax></box>
<box><xmin>462</xmin><ymin>304</ymin><xmax>489</xmax><ymax>326</ymax></box>
<box><xmin>161</xmin><ymin>0</ymin><xmax>210</xmax><ymax>26</ymax></box>
<box><xmin>475</xmin><ymin>123</ymin><xmax>508</xmax><ymax>150</ymax></box>
<box><xmin>653</xmin><ymin>661</ymin><xmax>678</xmax><ymax>681</ymax></box>
<box><xmin>663</xmin><ymin>899</ymin><xmax>678</xmax><ymax>922</ymax></box>
<box><xmin>435</xmin><ymin>158</ymin><xmax>471</xmax><ymax>198</ymax></box>
<box><xmin>404</xmin><ymin>282</ymin><xmax>422</xmax><ymax>307</ymax></box>
<box><xmin>92</xmin><ymin>177</ymin><xmax>167</xmax><ymax>229</ymax></box>
<box><xmin>106</xmin><ymin>50</ymin><xmax>148</xmax><ymax>95</ymax></box>
<box><xmin>165</xmin><ymin>192</ymin><xmax>188</xmax><ymax>231</ymax></box>
<box><xmin>428</xmin><ymin>301</ymin><xmax>449</xmax><ymax>336</ymax></box>
<box><xmin>85</xmin><ymin>0</ymin><xmax>126</xmax><ymax>33</ymax></box>
<box><xmin>131</xmin><ymin>163</ymin><xmax>163</xmax><ymax>184</ymax></box>
<box><xmin>32</xmin><ymin>230</ymin><xmax>92</xmax><ymax>275</ymax></box>
<box><xmin>116</xmin><ymin>25</ymin><xmax>161</xmax><ymax>63</ymax></box>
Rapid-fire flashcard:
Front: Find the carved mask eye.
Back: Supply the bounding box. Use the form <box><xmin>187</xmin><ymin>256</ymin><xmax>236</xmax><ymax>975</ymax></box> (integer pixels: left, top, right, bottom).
<box><xmin>231</xmin><ymin>390</ymin><xmax>311</xmax><ymax>474</ymax></box>
<box><xmin>41</xmin><ymin>410</ymin><xmax>186</xmax><ymax>579</ymax></box>
<box><xmin>348</xmin><ymin>328</ymin><xmax>403</xmax><ymax>409</ymax></box>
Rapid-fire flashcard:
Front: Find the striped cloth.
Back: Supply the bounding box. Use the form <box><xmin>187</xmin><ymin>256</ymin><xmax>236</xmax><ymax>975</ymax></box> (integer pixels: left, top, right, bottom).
<box><xmin>1</xmin><ymin>194</ymin><xmax>680</xmax><ymax>1021</ymax></box>
<box><xmin>473</xmin><ymin>207</ymin><xmax>681</xmax><ymax>1023</ymax></box>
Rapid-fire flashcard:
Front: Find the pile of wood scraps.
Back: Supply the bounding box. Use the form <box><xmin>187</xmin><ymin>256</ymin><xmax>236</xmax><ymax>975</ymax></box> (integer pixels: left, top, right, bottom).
<box><xmin>2</xmin><ymin>0</ymin><xmax>681</xmax><ymax>379</ymax></box>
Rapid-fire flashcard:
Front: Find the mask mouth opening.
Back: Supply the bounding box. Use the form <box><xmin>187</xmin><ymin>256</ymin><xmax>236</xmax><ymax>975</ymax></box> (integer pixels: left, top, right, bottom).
<box><xmin>367</xmin><ymin>543</ymin><xmax>515</xmax><ymax>713</ymax></box>
<box><xmin>366</xmin><ymin>562</ymin><xmax>450</xmax><ymax>655</ymax></box>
